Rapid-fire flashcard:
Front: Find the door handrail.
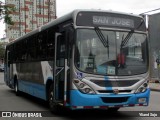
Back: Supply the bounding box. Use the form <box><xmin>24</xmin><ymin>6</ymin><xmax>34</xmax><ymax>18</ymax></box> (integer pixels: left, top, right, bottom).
<box><xmin>55</xmin><ymin>67</ymin><xmax>64</xmax><ymax>77</ymax></box>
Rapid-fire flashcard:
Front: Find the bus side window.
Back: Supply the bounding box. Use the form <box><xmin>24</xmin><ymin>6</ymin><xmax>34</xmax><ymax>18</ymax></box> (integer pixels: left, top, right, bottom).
<box><xmin>41</xmin><ymin>30</ymin><xmax>48</xmax><ymax>59</ymax></box>
<box><xmin>47</xmin><ymin>29</ymin><xmax>55</xmax><ymax>59</ymax></box>
<box><xmin>8</xmin><ymin>51</ymin><xmax>11</xmax><ymax>67</ymax></box>
<box><xmin>8</xmin><ymin>46</ymin><xmax>13</xmax><ymax>64</ymax></box>
<box><xmin>37</xmin><ymin>34</ymin><xmax>43</xmax><ymax>59</ymax></box>
<box><xmin>31</xmin><ymin>35</ymin><xmax>38</xmax><ymax>60</ymax></box>
<box><xmin>37</xmin><ymin>31</ymin><xmax>47</xmax><ymax>60</ymax></box>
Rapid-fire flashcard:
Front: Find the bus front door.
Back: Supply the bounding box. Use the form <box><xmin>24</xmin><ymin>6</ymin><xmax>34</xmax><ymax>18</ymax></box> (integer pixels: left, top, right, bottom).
<box><xmin>53</xmin><ymin>33</ymin><xmax>68</xmax><ymax>104</ymax></box>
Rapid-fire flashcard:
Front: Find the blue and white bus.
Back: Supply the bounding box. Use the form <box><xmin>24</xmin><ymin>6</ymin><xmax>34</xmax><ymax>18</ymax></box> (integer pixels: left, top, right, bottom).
<box><xmin>4</xmin><ymin>9</ymin><xmax>150</xmax><ymax>112</ymax></box>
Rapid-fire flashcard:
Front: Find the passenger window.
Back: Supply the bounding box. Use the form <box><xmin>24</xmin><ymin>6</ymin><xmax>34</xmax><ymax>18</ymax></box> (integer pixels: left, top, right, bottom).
<box><xmin>47</xmin><ymin>29</ymin><xmax>55</xmax><ymax>58</ymax></box>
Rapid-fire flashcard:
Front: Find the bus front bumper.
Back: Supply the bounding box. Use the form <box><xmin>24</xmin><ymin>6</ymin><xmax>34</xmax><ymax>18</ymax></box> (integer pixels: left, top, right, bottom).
<box><xmin>69</xmin><ymin>88</ymin><xmax>150</xmax><ymax>109</ymax></box>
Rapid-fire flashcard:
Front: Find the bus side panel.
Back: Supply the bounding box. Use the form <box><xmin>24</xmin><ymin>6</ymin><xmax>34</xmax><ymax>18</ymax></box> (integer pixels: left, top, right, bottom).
<box><xmin>13</xmin><ymin>61</ymin><xmax>53</xmax><ymax>100</ymax></box>
<box><xmin>18</xmin><ymin>80</ymin><xmax>46</xmax><ymax>100</ymax></box>
<box><xmin>40</xmin><ymin>61</ymin><xmax>53</xmax><ymax>84</ymax></box>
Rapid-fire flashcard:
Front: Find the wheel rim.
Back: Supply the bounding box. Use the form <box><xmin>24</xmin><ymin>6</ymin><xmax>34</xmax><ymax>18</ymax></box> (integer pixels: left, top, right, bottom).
<box><xmin>15</xmin><ymin>82</ymin><xmax>18</xmax><ymax>92</ymax></box>
<box><xmin>49</xmin><ymin>91</ymin><xmax>54</xmax><ymax>108</ymax></box>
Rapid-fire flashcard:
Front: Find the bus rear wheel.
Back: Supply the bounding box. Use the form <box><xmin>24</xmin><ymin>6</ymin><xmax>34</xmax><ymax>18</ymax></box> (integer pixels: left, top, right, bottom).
<box><xmin>14</xmin><ymin>80</ymin><xmax>20</xmax><ymax>96</ymax></box>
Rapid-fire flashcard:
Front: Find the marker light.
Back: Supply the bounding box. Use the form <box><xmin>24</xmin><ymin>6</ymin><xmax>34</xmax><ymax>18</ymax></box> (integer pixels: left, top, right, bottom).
<box><xmin>138</xmin><ymin>98</ymin><xmax>147</xmax><ymax>103</ymax></box>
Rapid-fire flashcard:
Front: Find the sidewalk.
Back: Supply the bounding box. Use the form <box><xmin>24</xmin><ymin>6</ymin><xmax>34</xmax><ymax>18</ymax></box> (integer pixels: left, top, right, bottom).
<box><xmin>0</xmin><ymin>72</ymin><xmax>4</xmax><ymax>85</ymax></box>
<box><xmin>149</xmin><ymin>83</ymin><xmax>160</xmax><ymax>92</ymax></box>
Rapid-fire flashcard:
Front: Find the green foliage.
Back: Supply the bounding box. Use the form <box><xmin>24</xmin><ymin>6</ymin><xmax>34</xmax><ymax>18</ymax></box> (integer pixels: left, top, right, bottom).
<box><xmin>0</xmin><ymin>1</ymin><xmax>15</xmax><ymax>25</ymax></box>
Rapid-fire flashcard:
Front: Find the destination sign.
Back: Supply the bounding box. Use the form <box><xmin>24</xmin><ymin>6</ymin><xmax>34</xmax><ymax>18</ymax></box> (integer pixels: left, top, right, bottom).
<box><xmin>76</xmin><ymin>12</ymin><xmax>146</xmax><ymax>31</ymax></box>
<box><xmin>92</xmin><ymin>16</ymin><xmax>134</xmax><ymax>28</ymax></box>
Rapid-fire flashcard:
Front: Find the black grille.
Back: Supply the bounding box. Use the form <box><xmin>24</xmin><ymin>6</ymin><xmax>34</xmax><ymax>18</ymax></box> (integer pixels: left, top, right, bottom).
<box><xmin>98</xmin><ymin>90</ymin><xmax>131</xmax><ymax>93</ymax></box>
<box><xmin>91</xmin><ymin>80</ymin><xmax>139</xmax><ymax>87</ymax></box>
<box><xmin>101</xmin><ymin>97</ymin><xmax>129</xmax><ymax>103</ymax></box>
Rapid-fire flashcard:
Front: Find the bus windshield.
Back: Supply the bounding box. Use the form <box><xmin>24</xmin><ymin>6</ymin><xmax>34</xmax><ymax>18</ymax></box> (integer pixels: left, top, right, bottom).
<box><xmin>75</xmin><ymin>29</ymin><xmax>148</xmax><ymax>76</ymax></box>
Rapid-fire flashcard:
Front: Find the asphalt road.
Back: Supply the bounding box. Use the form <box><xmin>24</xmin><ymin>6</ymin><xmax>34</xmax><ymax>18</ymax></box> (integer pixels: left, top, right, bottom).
<box><xmin>0</xmin><ymin>72</ymin><xmax>160</xmax><ymax>120</ymax></box>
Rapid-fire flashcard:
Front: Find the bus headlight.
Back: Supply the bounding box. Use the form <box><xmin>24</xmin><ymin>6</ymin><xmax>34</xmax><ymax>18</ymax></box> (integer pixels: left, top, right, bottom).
<box><xmin>135</xmin><ymin>82</ymin><xmax>148</xmax><ymax>93</ymax></box>
<box><xmin>79</xmin><ymin>83</ymin><xmax>85</xmax><ymax>88</ymax></box>
<box><xmin>83</xmin><ymin>88</ymin><xmax>91</xmax><ymax>93</ymax></box>
<box><xmin>73</xmin><ymin>79</ymin><xmax>96</xmax><ymax>94</ymax></box>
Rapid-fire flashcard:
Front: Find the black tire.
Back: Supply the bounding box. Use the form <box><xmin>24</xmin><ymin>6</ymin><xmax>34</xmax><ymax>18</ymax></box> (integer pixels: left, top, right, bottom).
<box><xmin>108</xmin><ymin>107</ymin><xmax>120</xmax><ymax>112</ymax></box>
<box><xmin>48</xmin><ymin>85</ymin><xmax>61</xmax><ymax>114</ymax></box>
<box><xmin>14</xmin><ymin>80</ymin><xmax>20</xmax><ymax>96</ymax></box>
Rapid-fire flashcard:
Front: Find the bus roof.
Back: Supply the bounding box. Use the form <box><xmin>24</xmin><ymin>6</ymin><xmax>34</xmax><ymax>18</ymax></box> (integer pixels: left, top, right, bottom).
<box><xmin>7</xmin><ymin>9</ymin><xmax>143</xmax><ymax>46</ymax></box>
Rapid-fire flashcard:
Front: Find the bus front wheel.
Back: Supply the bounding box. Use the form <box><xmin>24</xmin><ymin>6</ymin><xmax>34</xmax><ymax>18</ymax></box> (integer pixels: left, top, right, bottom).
<box><xmin>108</xmin><ymin>107</ymin><xmax>120</xmax><ymax>112</ymax></box>
<box><xmin>48</xmin><ymin>85</ymin><xmax>61</xmax><ymax>113</ymax></box>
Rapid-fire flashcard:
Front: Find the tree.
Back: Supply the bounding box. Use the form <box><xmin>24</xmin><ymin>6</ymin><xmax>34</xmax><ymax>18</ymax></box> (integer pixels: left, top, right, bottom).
<box><xmin>0</xmin><ymin>1</ymin><xmax>15</xmax><ymax>25</ymax></box>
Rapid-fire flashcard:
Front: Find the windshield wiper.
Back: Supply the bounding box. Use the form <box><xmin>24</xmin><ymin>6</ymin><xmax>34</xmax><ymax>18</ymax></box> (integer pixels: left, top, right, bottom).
<box><xmin>95</xmin><ymin>27</ymin><xmax>109</xmax><ymax>58</ymax></box>
<box><xmin>121</xmin><ymin>30</ymin><xmax>134</xmax><ymax>48</ymax></box>
<box><xmin>121</xmin><ymin>17</ymin><xmax>144</xmax><ymax>47</ymax></box>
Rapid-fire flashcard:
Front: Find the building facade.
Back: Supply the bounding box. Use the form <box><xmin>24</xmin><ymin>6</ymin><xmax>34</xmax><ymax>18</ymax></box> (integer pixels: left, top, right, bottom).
<box><xmin>5</xmin><ymin>0</ymin><xmax>56</xmax><ymax>42</ymax></box>
<box><xmin>148</xmin><ymin>13</ymin><xmax>160</xmax><ymax>81</ymax></box>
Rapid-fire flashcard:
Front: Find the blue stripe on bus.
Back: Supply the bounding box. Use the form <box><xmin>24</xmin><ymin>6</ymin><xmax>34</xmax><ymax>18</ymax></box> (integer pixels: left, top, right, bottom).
<box><xmin>18</xmin><ymin>80</ymin><xmax>47</xmax><ymax>100</ymax></box>
<box><xmin>104</xmin><ymin>76</ymin><xmax>112</xmax><ymax>92</ymax></box>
